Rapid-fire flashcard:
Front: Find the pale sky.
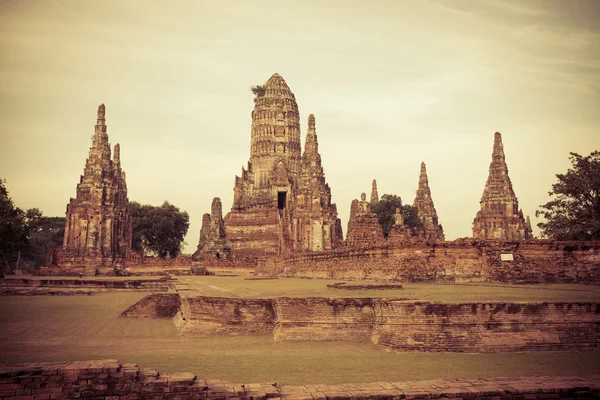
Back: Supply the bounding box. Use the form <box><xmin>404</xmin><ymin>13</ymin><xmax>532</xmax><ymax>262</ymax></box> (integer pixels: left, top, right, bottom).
<box><xmin>1</xmin><ymin>1</ymin><xmax>599</xmax><ymax>253</ymax></box>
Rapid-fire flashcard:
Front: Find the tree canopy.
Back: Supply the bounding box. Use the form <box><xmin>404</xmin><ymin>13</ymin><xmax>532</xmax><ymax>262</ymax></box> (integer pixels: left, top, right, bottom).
<box><xmin>536</xmin><ymin>151</ymin><xmax>600</xmax><ymax>240</ymax></box>
<box><xmin>24</xmin><ymin>208</ymin><xmax>65</xmax><ymax>268</ymax></box>
<box><xmin>0</xmin><ymin>178</ymin><xmax>65</xmax><ymax>273</ymax></box>
<box><xmin>0</xmin><ymin>177</ymin><xmax>28</xmax><ymax>273</ymax></box>
<box><xmin>131</xmin><ymin>201</ymin><xmax>190</xmax><ymax>258</ymax></box>
<box><xmin>370</xmin><ymin>194</ymin><xmax>423</xmax><ymax>237</ymax></box>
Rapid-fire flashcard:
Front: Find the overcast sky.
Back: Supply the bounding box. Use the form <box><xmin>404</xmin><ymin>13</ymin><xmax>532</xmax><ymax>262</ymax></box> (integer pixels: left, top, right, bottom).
<box><xmin>1</xmin><ymin>0</ymin><xmax>599</xmax><ymax>252</ymax></box>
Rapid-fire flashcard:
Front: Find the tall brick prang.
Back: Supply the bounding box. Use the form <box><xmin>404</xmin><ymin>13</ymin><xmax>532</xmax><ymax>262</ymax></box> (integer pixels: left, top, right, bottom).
<box><xmin>53</xmin><ymin>104</ymin><xmax>132</xmax><ymax>274</ymax></box>
<box><xmin>413</xmin><ymin>162</ymin><xmax>444</xmax><ymax>241</ymax></box>
<box><xmin>473</xmin><ymin>132</ymin><xmax>532</xmax><ymax>240</ymax></box>
<box><xmin>224</xmin><ymin>74</ymin><xmax>342</xmax><ymax>259</ymax></box>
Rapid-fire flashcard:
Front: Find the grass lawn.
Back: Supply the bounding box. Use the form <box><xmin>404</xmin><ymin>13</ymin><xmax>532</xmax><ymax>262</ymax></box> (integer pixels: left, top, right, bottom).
<box><xmin>176</xmin><ymin>276</ymin><xmax>600</xmax><ymax>302</ymax></box>
<box><xmin>0</xmin><ymin>292</ymin><xmax>599</xmax><ymax>385</ymax></box>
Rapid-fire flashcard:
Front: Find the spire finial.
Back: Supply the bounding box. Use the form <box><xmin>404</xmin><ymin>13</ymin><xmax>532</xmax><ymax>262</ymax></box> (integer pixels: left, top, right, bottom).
<box><xmin>308</xmin><ymin>114</ymin><xmax>315</xmax><ymax>129</ymax></box>
<box><xmin>370</xmin><ymin>179</ymin><xmax>379</xmax><ymax>205</ymax></box>
<box><xmin>493</xmin><ymin>131</ymin><xmax>505</xmax><ymax>159</ymax></box>
<box><xmin>97</xmin><ymin>104</ymin><xmax>106</xmax><ymax>126</ymax></box>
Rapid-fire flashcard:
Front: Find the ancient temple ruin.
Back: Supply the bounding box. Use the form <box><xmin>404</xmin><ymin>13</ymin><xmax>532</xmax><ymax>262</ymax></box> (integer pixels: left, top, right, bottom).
<box><xmin>413</xmin><ymin>162</ymin><xmax>445</xmax><ymax>241</ymax></box>
<box><xmin>50</xmin><ymin>104</ymin><xmax>132</xmax><ymax>273</ymax></box>
<box><xmin>224</xmin><ymin>74</ymin><xmax>342</xmax><ymax>259</ymax></box>
<box><xmin>472</xmin><ymin>132</ymin><xmax>533</xmax><ymax>240</ymax></box>
<box><xmin>193</xmin><ymin>198</ymin><xmax>232</xmax><ymax>260</ymax></box>
<box><xmin>346</xmin><ymin>192</ymin><xmax>385</xmax><ymax>247</ymax></box>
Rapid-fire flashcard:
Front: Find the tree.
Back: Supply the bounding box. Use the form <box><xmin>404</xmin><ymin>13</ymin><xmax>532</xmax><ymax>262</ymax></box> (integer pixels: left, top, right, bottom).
<box><xmin>371</xmin><ymin>194</ymin><xmax>423</xmax><ymax>237</ymax></box>
<box><xmin>250</xmin><ymin>85</ymin><xmax>266</xmax><ymax>97</ymax></box>
<box><xmin>130</xmin><ymin>201</ymin><xmax>190</xmax><ymax>258</ymax></box>
<box><xmin>536</xmin><ymin>151</ymin><xmax>600</xmax><ymax>240</ymax></box>
<box><xmin>23</xmin><ymin>208</ymin><xmax>65</xmax><ymax>270</ymax></box>
<box><xmin>0</xmin><ymin>177</ymin><xmax>28</xmax><ymax>273</ymax></box>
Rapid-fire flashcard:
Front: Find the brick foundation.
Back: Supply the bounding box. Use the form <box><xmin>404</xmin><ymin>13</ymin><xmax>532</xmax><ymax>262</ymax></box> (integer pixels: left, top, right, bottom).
<box><xmin>0</xmin><ymin>360</ymin><xmax>598</xmax><ymax>399</ymax></box>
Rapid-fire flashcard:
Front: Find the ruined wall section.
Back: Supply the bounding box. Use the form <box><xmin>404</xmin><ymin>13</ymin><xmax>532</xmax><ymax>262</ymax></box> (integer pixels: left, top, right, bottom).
<box><xmin>272</xmin><ymin>240</ymin><xmax>600</xmax><ymax>283</ymax></box>
<box><xmin>2</xmin><ymin>360</ymin><xmax>598</xmax><ymax>399</ymax></box>
<box><xmin>193</xmin><ymin>198</ymin><xmax>232</xmax><ymax>260</ymax></box>
<box><xmin>373</xmin><ymin>301</ymin><xmax>600</xmax><ymax>352</ymax></box>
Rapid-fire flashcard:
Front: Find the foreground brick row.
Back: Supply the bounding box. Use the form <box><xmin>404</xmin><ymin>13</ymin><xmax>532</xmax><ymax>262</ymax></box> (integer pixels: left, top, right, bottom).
<box><xmin>0</xmin><ymin>360</ymin><xmax>599</xmax><ymax>400</ymax></box>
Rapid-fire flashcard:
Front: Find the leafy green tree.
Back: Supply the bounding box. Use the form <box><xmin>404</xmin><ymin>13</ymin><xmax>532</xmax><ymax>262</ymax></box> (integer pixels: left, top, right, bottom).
<box><xmin>0</xmin><ymin>177</ymin><xmax>28</xmax><ymax>273</ymax></box>
<box><xmin>371</xmin><ymin>194</ymin><xmax>423</xmax><ymax>237</ymax></box>
<box><xmin>536</xmin><ymin>151</ymin><xmax>600</xmax><ymax>240</ymax></box>
<box><xmin>130</xmin><ymin>201</ymin><xmax>190</xmax><ymax>258</ymax></box>
<box><xmin>23</xmin><ymin>208</ymin><xmax>65</xmax><ymax>270</ymax></box>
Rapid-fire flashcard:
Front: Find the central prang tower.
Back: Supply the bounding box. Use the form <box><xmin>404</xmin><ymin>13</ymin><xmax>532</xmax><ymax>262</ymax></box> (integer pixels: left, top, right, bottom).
<box><xmin>249</xmin><ymin>73</ymin><xmax>302</xmax><ymax>191</ymax></box>
<box><xmin>224</xmin><ymin>73</ymin><xmax>342</xmax><ymax>259</ymax></box>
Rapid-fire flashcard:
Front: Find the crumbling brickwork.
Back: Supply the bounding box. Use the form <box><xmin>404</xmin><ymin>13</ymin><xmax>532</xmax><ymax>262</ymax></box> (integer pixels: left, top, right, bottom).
<box><xmin>224</xmin><ymin>74</ymin><xmax>342</xmax><ymax>259</ymax></box>
<box><xmin>1</xmin><ymin>360</ymin><xmax>598</xmax><ymax>400</ymax></box>
<box><xmin>269</xmin><ymin>240</ymin><xmax>600</xmax><ymax>283</ymax></box>
<box><xmin>48</xmin><ymin>104</ymin><xmax>132</xmax><ymax>275</ymax></box>
<box><xmin>193</xmin><ymin>198</ymin><xmax>232</xmax><ymax>260</ymax></box>
<box><xmin>345</xmin><ymin>192</ymin><xmax>385</xmax><ymax>248</ymax></box>
<box><xmin>473</xmin><ymin>132</ymin><xmax>533</xmax><ymax>240</ymax></box>
<box><xmin>413</xmin><ymin>162</ymin><xmax>445</xmax><ymax>241</ymax></box>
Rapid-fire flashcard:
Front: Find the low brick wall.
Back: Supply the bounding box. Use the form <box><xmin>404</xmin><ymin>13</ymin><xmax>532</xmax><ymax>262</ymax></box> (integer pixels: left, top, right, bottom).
<box><xmin>144</xmin><ymin>293</ymin><xmax>600</xmax><ymax>352</ymax></box>
<box><xmin>179</xmin><ymin>296</ymin><xmax>276</xmax><ymax>334</ymax></box>
<box><xmin>0</xmin><ymin>360</ymin><xmax>598</xmax><ymax>399</ymax></box>
<box><xmin>372</xmin><ymin>301</ymin><xmax>600</xmax><ymax>352</ymax></box>
<box><xmin>120</xmin><ymin>293</ymin><xmax>181</xmax><ymax>318</ymax></box>
<box><xmin>0</xmin><ymin>277</ymin><xmax>170</xmax><ymax>295</ymax></box>
<box><xmin>274</xmin><ymin>297</ymin><xmax>375</xmax><ymax>342</ymax></box>
<box><xmin>273</xmin><ymin>240</ymin><xmax>600</xmax><ymax>283</ymax></box>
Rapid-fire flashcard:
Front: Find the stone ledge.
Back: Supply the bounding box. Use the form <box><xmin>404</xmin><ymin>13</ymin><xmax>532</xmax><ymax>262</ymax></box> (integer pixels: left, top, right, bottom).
<box><xmin>0</xmin><ymin>360</ymin><xmax>599</xmax><ymax>399</ymax></box>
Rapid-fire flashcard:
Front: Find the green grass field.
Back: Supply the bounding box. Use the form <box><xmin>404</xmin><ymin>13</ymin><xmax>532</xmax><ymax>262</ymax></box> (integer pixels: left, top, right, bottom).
<box><xmin>177</xmin><ymin>276</ymin><xmax>600</xmax><ymax>302</ymax></box>
<box><xmin>0</xmin><ymin>280</ymin><xmax>599</xmax><ymax>385</ymax></box>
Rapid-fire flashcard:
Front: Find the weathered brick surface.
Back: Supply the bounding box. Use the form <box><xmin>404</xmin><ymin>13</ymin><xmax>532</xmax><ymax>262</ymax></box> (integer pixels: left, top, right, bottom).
<box><xmin>372</xmin><ymin>301</ymin><xmax>600</xmax><ymax>352</ymax></box>
<box><xmin>225</xmin><ymin>74</ymin><xmax>342</xmax><ymax>259</ymax></box>
<box><xmin>0</xmin><ymin>360</ymin><xmax>598</xmax><ymax>399</ymax></box>
<box><xmin>120</xmin><ymin>294</ymin><xmax>181</xmax><ymax>318</ymax></box>
<box><xmin>473</xmin><ymin>132</ymin><xmax>533</xmax><ymax>241</ymax></box>
<box><xmin>270</xmin><ymin>239</ymin><xmax>600</xmax><ymax>283</ymax></box>
<box><xmin>413</xmin><ymin>162</ymin><xmax>445</xmax><ymax>241</ymax></box>
<box><xmin>179</xmin><ymin>296</ymin><xmax>276</xmax><ymax>334</ymax></box>
<box><xmin>0</xmin><ymin>277</ymin><xmax>170</xmax><ymax>295</ymax></box>
<box><xmin>139</xmin><ymin>293</ymin><xmax>600</xmax><ymax>352</ymax></box>
<box><xmin>47</xmin><ymin>104</ymin><xmax>132</xmax><ymax>275</ymax></box>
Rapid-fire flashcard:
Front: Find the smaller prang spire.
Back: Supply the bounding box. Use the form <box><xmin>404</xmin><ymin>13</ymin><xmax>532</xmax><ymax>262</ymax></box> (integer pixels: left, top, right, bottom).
<box><xmin>472</xmin><ymin>131</ymin><xmax>531</xmax><ymax>240</ymax></box>
<box><xmin>113</xmin><ymin>143</ymin><xmax>120</xmax><ymax>165</ymax></box>
<box><xmin>413</xmin><ymin>162</ymin><xmax>445</xmax><ymax>241</ymax></box>
<box><xmin>370</xmin><ymin>179</ymin><xmax>379</xmax><ymax>206</ymax></box>
<box><xmin>304</xmin><ymin>114</ymin><xmax>318</xmax><ymax>156</ymax></box>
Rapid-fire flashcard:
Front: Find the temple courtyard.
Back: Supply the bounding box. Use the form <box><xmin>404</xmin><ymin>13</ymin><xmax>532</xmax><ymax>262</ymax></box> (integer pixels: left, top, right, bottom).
<box><xmin>1</xmin><ymin>277</ymin><xmax>599</xmax><ymax>385</ymax></box>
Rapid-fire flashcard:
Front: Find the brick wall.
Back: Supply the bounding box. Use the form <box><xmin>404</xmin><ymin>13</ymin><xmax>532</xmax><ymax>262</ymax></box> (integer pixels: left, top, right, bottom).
<box><xmin>0</xmin><ymin>359</ymin><xmax>598</xmax><ymax>399</ymax></box>
<box><xmin>179</xmin><ymin>296</ymin><xmax>276</xmax><ymax>334</ymax></box>
<box><xmin>272</xmin><ymin>239</ymin><xmax>600</xmax><ymax>283</ymax></box>
<box><xmin>373</xmin><ymin>301</ymin><xmax>600</xmax><ymax>352</ymax></box>
<box><xmin>120</xmin><ymin>293</ymin><xmax>181</xmax><ymax>318</ymax></box>
<box><xmin>146</xmin><ymin>294</ymin><xmax>600</xmax><ymax>352</ymax></box>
